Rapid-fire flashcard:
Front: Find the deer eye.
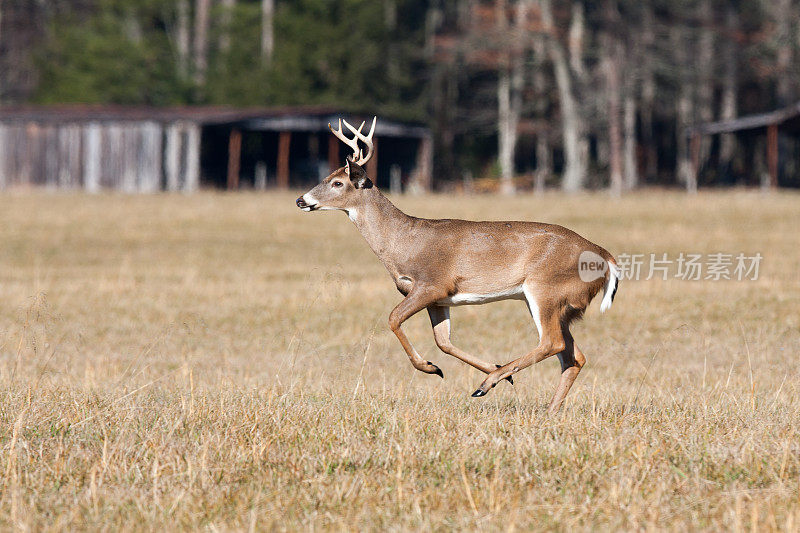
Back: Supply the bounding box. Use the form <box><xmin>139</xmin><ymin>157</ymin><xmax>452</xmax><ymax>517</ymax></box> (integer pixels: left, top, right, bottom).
<box><xmin>332</xmin><ymin>181</ymin><xmax>343</xmax><ymax>188</ymax></box>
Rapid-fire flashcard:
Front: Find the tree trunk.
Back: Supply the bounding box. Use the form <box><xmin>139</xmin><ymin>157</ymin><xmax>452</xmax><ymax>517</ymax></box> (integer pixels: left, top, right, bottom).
<box><xmin>568</xmin><ymin>1</ymin><xmax>586</xmax><ymax>81</ymax></box>
<box><xmin>601</xmin><ymin>0</ymin><xmax>623</xmax><ymax>196</ymax></box>
<box><xmin>676</xmin><ymin>103</ymin><xmax>696</xmax><ymax>193</ymax></box>
<box><xmin>193</xmin><ymin>0</ymin><xmax>210</xmax><ymax>86</ymax></box>
<box><xmin>495</xmin><ymin>0</ymin><xmax>513</xmax><ymax>193</ymax></box>
<box><xmin>603</xmin><ymin>49</ymin><xmax>623</xmax><ymax>196</ymax></box>
<box><xmin>261</xmin><ymin>0</ymin><xmax>275</xmax><ymax>66</ymax></box>
<box><xmin>219</xmin><ymin>0</ymin><xmax>236</xmax><ymax>54</ymax></box>
<box><xmin>673</xmin><ymin>27</ymin><xmax>696</xmax><ymax>193</ymax></box>
<box><xmin>696</xmin><ymin>0</ymin><xmax>714</xmax><ymax>167</ymax></box>
<box><xmin>640</xmin><ymin>4</ymin><xmax>657</xmax><ymax>182</ymax></box>
<box><xmin>623</xmin><ymin>92</ymin><xmax>638</xmax><ymax>190</ymax></box>
<box><xmin>175</xmin><ymin>0</ymin><xmax>191</xmax><ymax>77</ymax></box>
<box><xmin>384</xmin><ymin>0</ymin><xmax>400</xmax><ymax>104</ymax></box>
<box><xmin>620</xmin><ymin>2</ymin><xmax>638</xmax><ymax>190</ymax></box>
<box><xmin>497</xmin><ymin>68</ymin><xmax>516</xmax><ymax>193</ymax></box>
<box><xmin>496</xmin><ymin>0</ymin><xmax>527</xmax><ymax>194</ymax></box>
<box><xmin>775</xmin><ymin>0</ymin><xmax>793</xmax><ymax>105</ymax></box>
<box><xmin>541</xmin><ymin>0</ymin><xmax>587</xmax><ymax>192</ymax></box>
<box><xmin>429</xmin><ymin>4</ymin><xmax>455</xmax><ymax>182</ymax></box>
<box><xmin>383</xmin><ymin>0</ymin><xmax>396</xmax><ymax>29</ymax></box>
<box><xmin>719</xmin><ymin>4</ymin><xmax>738</xmax><ymax>174</ymax></box>
<box><xmin>532</xmin><ymin>34</ymin><xmax>551</xmax><ymax>192</ymax></box>
<box><xmin>123</xmin><ymin>8</ymin><xmax>142</xmax><ymax>44</ymax></box>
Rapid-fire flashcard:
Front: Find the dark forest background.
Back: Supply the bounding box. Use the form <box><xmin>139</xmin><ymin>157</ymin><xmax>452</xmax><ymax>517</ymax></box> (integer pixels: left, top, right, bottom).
<box><xmin>2</xmin><ymin>0</ymin><xmax>800</xmax><ymax>190</ymax></box>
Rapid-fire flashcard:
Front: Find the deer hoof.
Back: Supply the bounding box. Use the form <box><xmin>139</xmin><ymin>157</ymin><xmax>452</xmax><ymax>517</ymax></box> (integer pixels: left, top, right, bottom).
<box><xmin>495</xmin><ymin>364</ymin><xmax>513</xmax><ymax>385</ymax></box>
<box><xmin>428</xmin><ymin>362</ymin><xmax>444</xmax><ymax>379</ymax></box>
<box><xmin>471</xmin><ymin>389</ymin><xmax>486</xmax><ymax>398</ymax></box>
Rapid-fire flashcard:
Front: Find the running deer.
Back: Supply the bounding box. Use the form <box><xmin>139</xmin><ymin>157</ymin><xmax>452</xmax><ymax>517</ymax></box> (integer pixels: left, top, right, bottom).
<box><xmin>296</xmin><ymin>117</ymin><xmax>619</xmax><ymax>412</ymax></box>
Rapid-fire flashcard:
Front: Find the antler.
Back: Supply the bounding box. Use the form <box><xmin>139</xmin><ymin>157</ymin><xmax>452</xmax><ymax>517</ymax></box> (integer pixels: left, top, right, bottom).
<box><xmin>328</xmin><ymin>116</ymin><xmax>377</xmax><ymax>166</ymax></box>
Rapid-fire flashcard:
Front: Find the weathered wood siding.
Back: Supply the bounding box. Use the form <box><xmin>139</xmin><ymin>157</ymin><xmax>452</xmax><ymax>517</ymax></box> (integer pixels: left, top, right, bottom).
<box><xmin>0</xmin><ymin>120</ymin><xmax>201</xmax><ymax>192</ymax></box>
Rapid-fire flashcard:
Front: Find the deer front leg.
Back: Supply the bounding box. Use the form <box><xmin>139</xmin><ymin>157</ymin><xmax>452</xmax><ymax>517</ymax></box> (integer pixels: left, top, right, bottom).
<box><xmin>428</xmin><ymin>305</ymin><xmax>513</xmax><ymax>384</ymax></box>
<box><xmin>389</xmin><ymin>288</ymin><xmax>448</xmax><ymax>378</ymax></box>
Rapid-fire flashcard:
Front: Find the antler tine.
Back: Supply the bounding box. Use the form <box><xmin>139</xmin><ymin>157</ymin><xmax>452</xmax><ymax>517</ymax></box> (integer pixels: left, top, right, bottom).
<box><xmin>342</xmin><ymin>116</ymin><xmax>377</xmax><ymax>166</ymax></box>
<box><xmin>328</xmin><ymin>118</ymin><xmax>361</xmax><ymax>163</ymax></box>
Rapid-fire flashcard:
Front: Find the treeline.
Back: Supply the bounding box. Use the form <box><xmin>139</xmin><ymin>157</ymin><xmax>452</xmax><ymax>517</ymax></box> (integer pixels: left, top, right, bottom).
<box><xmin>1</xmin><ymin>0</ymin><xmax>800</xmax><ymax>190</ymax></box>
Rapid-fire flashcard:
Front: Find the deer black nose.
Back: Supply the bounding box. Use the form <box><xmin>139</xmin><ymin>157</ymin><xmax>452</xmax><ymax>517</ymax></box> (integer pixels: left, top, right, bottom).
<box><xmin>296</xmin><ymin>196</ymin><xmax>307</xmax><ymax>208</ymax></box>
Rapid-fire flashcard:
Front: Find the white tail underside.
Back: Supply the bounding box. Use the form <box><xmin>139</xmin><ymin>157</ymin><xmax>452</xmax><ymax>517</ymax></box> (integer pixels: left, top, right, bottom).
<box><xmin>600</xmin><ymin>261</ymin><xmax>619</xmax><ymax>313</ymax></box>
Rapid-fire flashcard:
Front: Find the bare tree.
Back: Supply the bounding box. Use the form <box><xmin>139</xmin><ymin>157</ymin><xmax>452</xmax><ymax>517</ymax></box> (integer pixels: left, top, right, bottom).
<box><xmin>774</xmin><ymin>0</ymin><xmax>794</xmax><ymax>105</ymax></box>
<box><xmin>261</xmin><ymin>0</ymin><xmax>274</xmax><ymax>66</ymax></box>
<box><xmin>622</xmin><ymin>3</ymin><xmax>640</xmax><ymax>190</ymax></box>
<box><xmin>496</xmin><ymin>0</ymin><xmax>530</xmax><ymax>194</ymax></box>
<box><xmin>532</xmin><ymin>32</ymin><xmax>551</xmax><ymax>192</ymax></box>
<box><xmin>673</xmin><ymin>25</ymin><xmax>697</xmax><ymax>194</ymax></box>
<box><xmin>639</xmin><ymin>3</ymin><xmax>657</xmax><ymax>182</ymax></box>
<box><xmin>696</xmin><ymin>0</ymin><xmax>714</xmax><ymax>168</ymax></box>
<box><xmin>719</xmin><ymin>3</ymin><xmax>738</xmax><ymax>173</ymax></box>
<box><xmin>219</xmin><ymin>0</ymin><xmax>236</xmax><ymax>54</ymax></box>
<box><xmin>193</xmin><ymin>0</ymin><xmax>210</xmax><ymax>85</ymax></box>
<box><xmin>174</xmin><ymin>0</ymin><xmax>191</xmax><ymax>77</ymax></box>
<box><xmin>623</xmin><ymin>87</ymin><xmax>637</xmax><ymax>190</ymax></box>
<box><xmin>540</xmin><ymin>0</ymin><xmax>588</xmax><ymax>192</ymax></box>
<box><xmin>601</xmin><ymin>0</ymin><xmax>623</xmax><ymax>196</ymax></box>
<box><xmin>568</xmin><ymin>1</ymin><xmax>586</xmax><ymax>81</ymax></box>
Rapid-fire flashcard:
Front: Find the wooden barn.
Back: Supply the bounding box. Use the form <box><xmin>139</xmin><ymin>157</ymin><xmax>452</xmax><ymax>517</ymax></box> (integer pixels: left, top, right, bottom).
<box><xmin>0</xmin><ymin>106</ymin><xmax>432</xmax><ymax>193</ymax></box>
<box><xmin>687</xmin><ymin>101</ymin><xmax>800</xmax><ymax>189</ymax></box>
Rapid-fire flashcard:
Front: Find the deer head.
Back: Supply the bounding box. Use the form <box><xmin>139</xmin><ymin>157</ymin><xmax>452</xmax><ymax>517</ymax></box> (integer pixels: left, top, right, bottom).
<box><xmin>296</xmin><ymin>117</ymin><xmax>376</xmax><ymax>213</ymax></box>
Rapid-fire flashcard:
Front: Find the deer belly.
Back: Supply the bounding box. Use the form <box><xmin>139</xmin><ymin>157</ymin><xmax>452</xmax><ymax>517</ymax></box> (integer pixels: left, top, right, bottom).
<box><xmin>436</xmin><ymin>285</ymin><xmax>525</xmax><ymax>306</ymax></box>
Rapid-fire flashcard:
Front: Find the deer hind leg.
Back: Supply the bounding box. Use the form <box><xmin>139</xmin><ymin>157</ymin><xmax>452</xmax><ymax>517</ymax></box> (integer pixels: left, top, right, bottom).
<box><xmin>427</xmin><ymin>306</ymin><xmax>514</xmax><ymax>384</ymax></box>
<box><xmin>547</xmin><ymin>322</ymin><xmax>586</xmax><ymax>414</ymax></box>
<box><xmin>471</xmin><ymin>288</ymin><xmax>565</xmax><ymax>397</ymax></box>
<box><xmin>388</xmin><ymin>287</ymin><xmax>446</xmax><ymax>378</ymax></box>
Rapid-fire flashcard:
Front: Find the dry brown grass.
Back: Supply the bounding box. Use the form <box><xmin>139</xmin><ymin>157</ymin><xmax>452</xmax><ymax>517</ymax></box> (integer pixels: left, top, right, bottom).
<box><xmin>0</xmin><ymin>190</ymin><xmax>799</xmax><ymax>531</ymax></box>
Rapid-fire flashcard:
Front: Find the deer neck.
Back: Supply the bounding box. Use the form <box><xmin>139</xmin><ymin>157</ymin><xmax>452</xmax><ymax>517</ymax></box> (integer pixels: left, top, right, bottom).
<box><xmin>346</xmin><ymin>190</ymin><xmax>413</xmax><ymax>268</ymax></box>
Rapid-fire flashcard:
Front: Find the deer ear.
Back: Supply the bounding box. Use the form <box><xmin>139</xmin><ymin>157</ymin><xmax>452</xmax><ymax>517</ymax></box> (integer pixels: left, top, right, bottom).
<box><xmin>347</xmin><ymin>160</ymin><xmax>373</xmax><ymax>189</ymax></box>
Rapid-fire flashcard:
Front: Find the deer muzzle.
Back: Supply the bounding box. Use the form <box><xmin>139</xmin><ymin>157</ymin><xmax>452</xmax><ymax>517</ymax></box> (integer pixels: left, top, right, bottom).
<box><xmin>296</xmin><ymin>195</ymin><xmax>318</xmax><ymax>211</ymax></box>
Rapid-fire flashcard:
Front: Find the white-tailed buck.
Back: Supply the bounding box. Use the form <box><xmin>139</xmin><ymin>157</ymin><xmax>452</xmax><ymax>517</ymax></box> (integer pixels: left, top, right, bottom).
<box><xmin>297</xmin><ymin>117</ymin><xmax>619</xmax><ymax>412</ymax></box>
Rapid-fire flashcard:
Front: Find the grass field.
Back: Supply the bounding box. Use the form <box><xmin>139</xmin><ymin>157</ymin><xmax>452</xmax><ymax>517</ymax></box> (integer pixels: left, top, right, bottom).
<box><xmin>1</xmin><ymin>190</ymin><xmax>799</xmax><ymax>531</ymax></box>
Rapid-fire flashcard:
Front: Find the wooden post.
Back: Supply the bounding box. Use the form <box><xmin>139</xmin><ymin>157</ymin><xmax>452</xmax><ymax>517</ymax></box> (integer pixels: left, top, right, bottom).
<box><xmin>277</xmin><ymin>131</ymin><xmax>291</xmax><ymax>189</ymax></box>
<box><xmin>83</xmin><ymin>123</ymin><xmax>101</xmax><ymax>193</ymax></box>
<box><xmin>184</xmin><ymin>124</ymin><xmax>201</xmax><ymax>192</ymax></box>
<box><xmin>44</xmin><ymin>126</ymin><xmax>58</xmax><ymax>188</ymax></box>
<box><xmin>366</xmin><ymin>137</ymin><xmax>378</xmax><ymax>181</ymax></box>
<box><xmin>689</xmin><ymin>133</ymin><xmax>700</xmax><ymax>193</ymax></box>
<box><xmin>140</xmin><ymin>122</ymin><xmax>162</xmax><ymax>192</ymax></box>
<box><xmin>227</xmin><ymin>128</ymin><xmax>242</xmax><ymax>190</ymax></box>
<box><xmin>120</xmin><ymin>126</ymin><xmax>137</xmax><ymax>192</ymax></box>
<box><xmin>23</xmin><ymin>122</ymin><xmax>38</xmax><ymax>186</ymax></box>
<box><xmin>165</xmin><ymin>123</ymin><xmax>182</xmax><ymax>192</ymax></box>
<box><xmin>767</xmin><ymin>123</ymin><xmax>778</xmax><ymax>189</ymax></box>
<box><xmin>328</xmin><ymin>134</ymin><xmax>339</xmax><ymax>173</ymax></box>
<box><xmin>58</xmin><ymin>125</ymin><xmax>81</xmax><ymax>189</ymax></box>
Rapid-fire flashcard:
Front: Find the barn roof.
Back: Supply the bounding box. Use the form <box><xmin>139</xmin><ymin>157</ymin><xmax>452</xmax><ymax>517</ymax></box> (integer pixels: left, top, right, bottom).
<box><xmin>0</xmin><ymin>105</ymin><xmax>429</xmax><ymax>138</ymax></box>
<box><xmin>688</xmin><ymin>101</ymin><xmax>800</xmax><ymax>135</ymax></box>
